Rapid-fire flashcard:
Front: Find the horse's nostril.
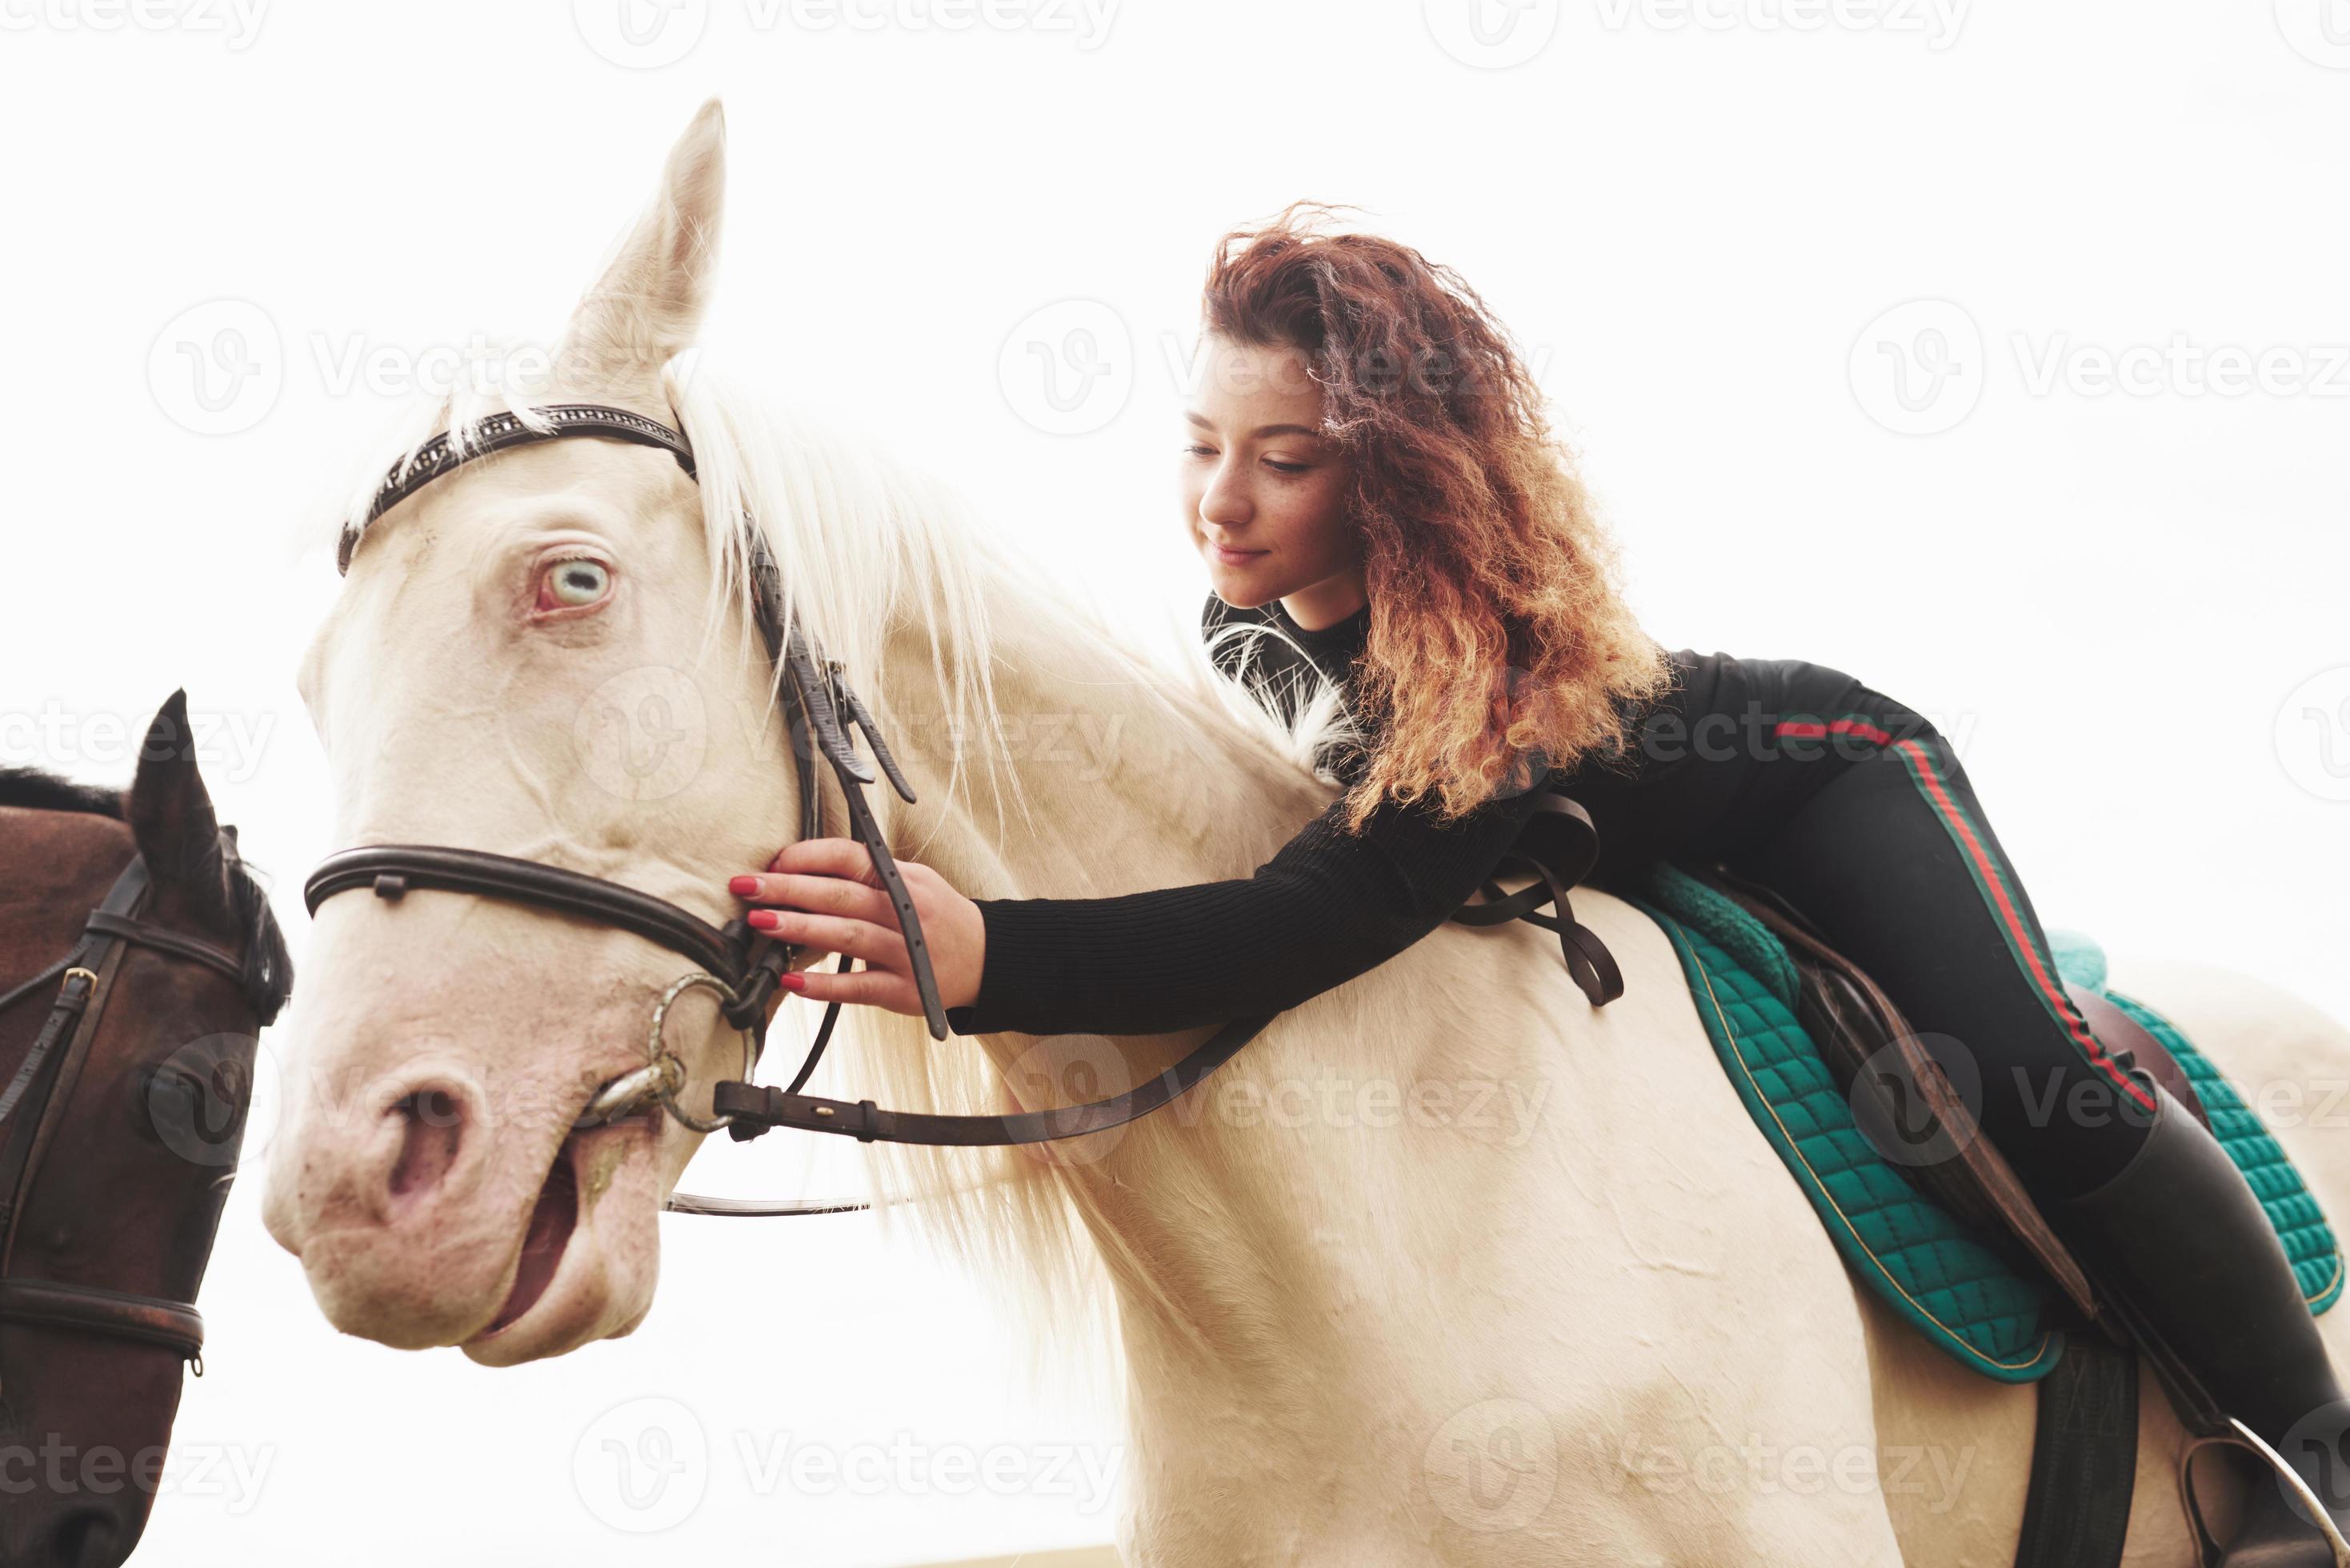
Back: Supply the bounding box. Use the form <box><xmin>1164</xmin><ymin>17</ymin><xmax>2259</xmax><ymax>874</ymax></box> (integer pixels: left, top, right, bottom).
<box><xmin>386</xmin><ymin>1085</ymin><xmax>468</xmax><ymax>1200</ymax></box>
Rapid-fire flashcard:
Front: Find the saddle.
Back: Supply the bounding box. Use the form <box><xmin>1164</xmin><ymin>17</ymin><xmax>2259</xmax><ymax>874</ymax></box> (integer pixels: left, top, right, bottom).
<box><xmin>1696</xmin><ymin>861</ymin><xmax>2206</xmax><ymax>1330</ymax></box>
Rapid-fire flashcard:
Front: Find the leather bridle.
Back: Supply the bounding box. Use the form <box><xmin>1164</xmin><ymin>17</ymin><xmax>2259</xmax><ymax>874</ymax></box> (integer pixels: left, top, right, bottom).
<box><xmin>306</xmin><ymin>403</ymin><xmax>1623</xmax><ymax>1219</ymax></box>
<box><xmin>0</xmin><ymin>842</ymin><xmax>255</xmax><ymax>1378</ymax></box>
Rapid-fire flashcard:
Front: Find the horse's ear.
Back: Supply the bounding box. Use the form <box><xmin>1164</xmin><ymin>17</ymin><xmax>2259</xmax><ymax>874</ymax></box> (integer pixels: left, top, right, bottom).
<box><xmin>558</xmin><ymin>98</ymin><xmax>726</xmax><ymax>394</ymax></box>
<box><xmin>127</xmin><ymin>690</ymin><xmax>232</xmax><ymax>926</ymax></box>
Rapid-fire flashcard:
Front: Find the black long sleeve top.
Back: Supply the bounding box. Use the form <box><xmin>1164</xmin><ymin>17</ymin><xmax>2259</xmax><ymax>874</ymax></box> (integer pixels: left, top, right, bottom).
<box><xmin>940</xmin><ymin>594</ymin><xmax>1559</xmax><ymax>1037</ymax></box>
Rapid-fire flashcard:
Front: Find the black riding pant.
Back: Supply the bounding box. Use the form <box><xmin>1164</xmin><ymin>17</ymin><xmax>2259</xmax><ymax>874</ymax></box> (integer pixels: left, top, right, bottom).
<box><xmin>1555</xmin><ymin>649</ymin><xmax>2158</xmax><ymax>1197</ymax></box>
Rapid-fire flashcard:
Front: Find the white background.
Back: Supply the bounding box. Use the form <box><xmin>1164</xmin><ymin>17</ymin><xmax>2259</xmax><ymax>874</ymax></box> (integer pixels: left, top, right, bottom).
<box><xmin>2</xmin><ymin>2</ymin><xmax>2346</xmax><ymax>1563</ymax></box>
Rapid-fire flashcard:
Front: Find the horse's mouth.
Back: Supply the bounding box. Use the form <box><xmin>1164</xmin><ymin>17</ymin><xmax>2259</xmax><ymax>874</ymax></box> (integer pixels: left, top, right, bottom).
<box><xmin>480</xmin><ymin>1133</ymin><xmax>582</xmax><ymax>1338</ymax></box>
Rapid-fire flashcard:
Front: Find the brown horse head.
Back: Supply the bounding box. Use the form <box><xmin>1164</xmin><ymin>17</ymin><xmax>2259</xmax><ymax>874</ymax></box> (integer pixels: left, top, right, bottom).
<box><xmin>0</xmin><ymin>692</ymin><xmax>290</xmax><ymax>1567</ymax></box>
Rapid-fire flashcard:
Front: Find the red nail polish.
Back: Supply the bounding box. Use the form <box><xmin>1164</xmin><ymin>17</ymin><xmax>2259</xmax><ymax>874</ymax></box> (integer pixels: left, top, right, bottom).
<box><xmin>729</xmin><ymin>876</ymin><xmax>759</xmax><ymax>896</ymax></box>
<box><xmin>779</xmin><ymin>972</ymin><xmax>807</xmax><ymax>992</ymax></box>
<box><xmin>747</xmin><ymin>909</ymin><xmax>780</xmax><ymax>930</ymax></box>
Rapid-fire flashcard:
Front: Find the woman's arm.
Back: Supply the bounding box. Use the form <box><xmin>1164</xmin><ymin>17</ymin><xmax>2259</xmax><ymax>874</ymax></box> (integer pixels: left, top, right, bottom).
<box><xmin>943</xmin><ymin>773</ymin><xmax>1556</xmax><ymax>1037</ymax></box>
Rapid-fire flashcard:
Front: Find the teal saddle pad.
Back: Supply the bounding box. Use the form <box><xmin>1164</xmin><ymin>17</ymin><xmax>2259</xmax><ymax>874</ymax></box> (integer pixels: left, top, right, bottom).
<box><xmin>1623</xmin><ymin>860</ymin><xmax>2344</xmax><ymax>1384</ymax></box>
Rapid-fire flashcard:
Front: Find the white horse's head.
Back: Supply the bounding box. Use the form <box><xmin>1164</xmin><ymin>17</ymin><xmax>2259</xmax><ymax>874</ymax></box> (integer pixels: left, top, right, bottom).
<box><xmin>262</xmin><ymin>101</ymin><xmax>1019</xmax><ymax>1364</ymax></box>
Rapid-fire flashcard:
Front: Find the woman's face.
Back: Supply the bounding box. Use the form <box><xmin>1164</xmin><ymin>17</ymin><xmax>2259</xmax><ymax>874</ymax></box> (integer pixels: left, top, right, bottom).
<box><xmin>1179</xmin><ymin>334</ymin><xmax>1363</xmax><ymax>627</ymax></box>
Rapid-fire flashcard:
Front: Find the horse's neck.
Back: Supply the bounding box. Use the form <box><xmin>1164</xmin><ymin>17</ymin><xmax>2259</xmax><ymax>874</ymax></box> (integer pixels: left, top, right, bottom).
<box><xmin>872</xmin><ymin>595</ymin><xmax>1331</xmax><ymax>903</ymax></box>
<box><xmin>861</xmin><ymin>603</ymin><xmax>1586</xmax><ymax>1472</ymax></box>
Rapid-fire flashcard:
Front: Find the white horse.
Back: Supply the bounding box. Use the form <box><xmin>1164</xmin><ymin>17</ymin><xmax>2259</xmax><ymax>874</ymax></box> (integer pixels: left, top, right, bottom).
<box><xmin>261</xmin><ymin>100</ymin><xmax>2350</xmax><ymax>1565</ymax></box>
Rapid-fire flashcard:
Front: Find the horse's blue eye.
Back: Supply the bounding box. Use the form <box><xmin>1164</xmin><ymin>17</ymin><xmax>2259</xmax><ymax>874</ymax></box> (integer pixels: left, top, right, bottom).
<box><xmin>546</xmin><ymin>560</ymin><xmax>611</xmax><ymax>606</ymax></box>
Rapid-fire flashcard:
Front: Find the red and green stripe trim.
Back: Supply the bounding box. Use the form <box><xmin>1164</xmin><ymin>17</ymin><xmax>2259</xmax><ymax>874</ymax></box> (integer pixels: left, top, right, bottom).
<box><xmin>1771</xmin><ymin>714</ymin><xmax>2158</xmax><ymax>1114</ymax></box>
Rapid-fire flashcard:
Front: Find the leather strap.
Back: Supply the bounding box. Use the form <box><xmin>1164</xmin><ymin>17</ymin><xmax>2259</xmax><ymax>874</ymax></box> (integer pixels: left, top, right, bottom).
<box><xmin>2012</xmin><ymin>1333</ymin><xmax>2139</xmax><ymax>1568</ymax></box>
<box><xmin>82</xmin><ymin>910</ymin><xmax>248</xmax><ymax>989</ymax></box>
<box><xmin>1700</xmin><ymin>861</ymin><xmax>2103</xmax><ymax>1323</ymax></box>
<box><xmin>1450</xmin><ymin>794</ymin><xmax>1623</xmax><ymax>1006</ymax></box>
<box><xmin>339</xmin><ymin>403</ymin><xmax>698</xmax><ymax>571</ymax></box>
<box><xmin>306</xmin><ymin>845</ymin><xmax>757</xmax><ymax>1014</ymax></box>
<box><xmin>0</xmin><ymin>1278</ymin><xmax>204</xmax><ymax>1362</ymax></box>
<box><xmin>717</xmin><ymin>1011</ymin><xmax>1276</xmax><ymax>1146</ymax></box>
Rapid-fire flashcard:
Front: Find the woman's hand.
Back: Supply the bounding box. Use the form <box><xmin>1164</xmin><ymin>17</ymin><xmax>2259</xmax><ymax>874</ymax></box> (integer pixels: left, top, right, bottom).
<box><xmin>728</xmin><ymin>838</ymin><xmax>986</xmax><ymax>1018</ymax></box>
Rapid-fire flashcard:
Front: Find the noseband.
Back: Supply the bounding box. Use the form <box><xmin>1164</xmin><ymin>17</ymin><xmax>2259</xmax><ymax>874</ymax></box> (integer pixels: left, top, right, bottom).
<box><xmin>307</xmin><ymin>403</ymin><xmax>1620</xmax><ymax>1219</ymax></box>
<box><xmin>0</xmin><ymin>842</ymin><xmax>256</xmax><ymax>1378</ymax></box>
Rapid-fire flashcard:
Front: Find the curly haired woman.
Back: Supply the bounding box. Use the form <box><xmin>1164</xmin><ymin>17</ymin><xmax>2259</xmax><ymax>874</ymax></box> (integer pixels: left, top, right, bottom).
<box><xmin>732</xmin><ymin>206</ymin><xmax>2348</xmax><ymax>1560</ymax></box>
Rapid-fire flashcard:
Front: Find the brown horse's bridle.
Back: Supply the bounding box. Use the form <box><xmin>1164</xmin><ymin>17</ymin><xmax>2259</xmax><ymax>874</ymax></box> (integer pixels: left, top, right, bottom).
<box><xmin>0</xmin><ymin>839</ymin><xmax>255</xmax><ymax>1382</ymax></box>
<box><xmin>306</xmin><ymin>404</ymin><xmax>1625</xmax><ymax>1218</ymax></box>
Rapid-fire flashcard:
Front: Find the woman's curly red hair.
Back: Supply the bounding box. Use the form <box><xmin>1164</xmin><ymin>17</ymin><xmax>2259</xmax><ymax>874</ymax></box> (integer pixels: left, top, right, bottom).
<box><xmin>1201</xmin><ymin>201</ymin><xmax>1675</xmax><ymax>833</ymax></box>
